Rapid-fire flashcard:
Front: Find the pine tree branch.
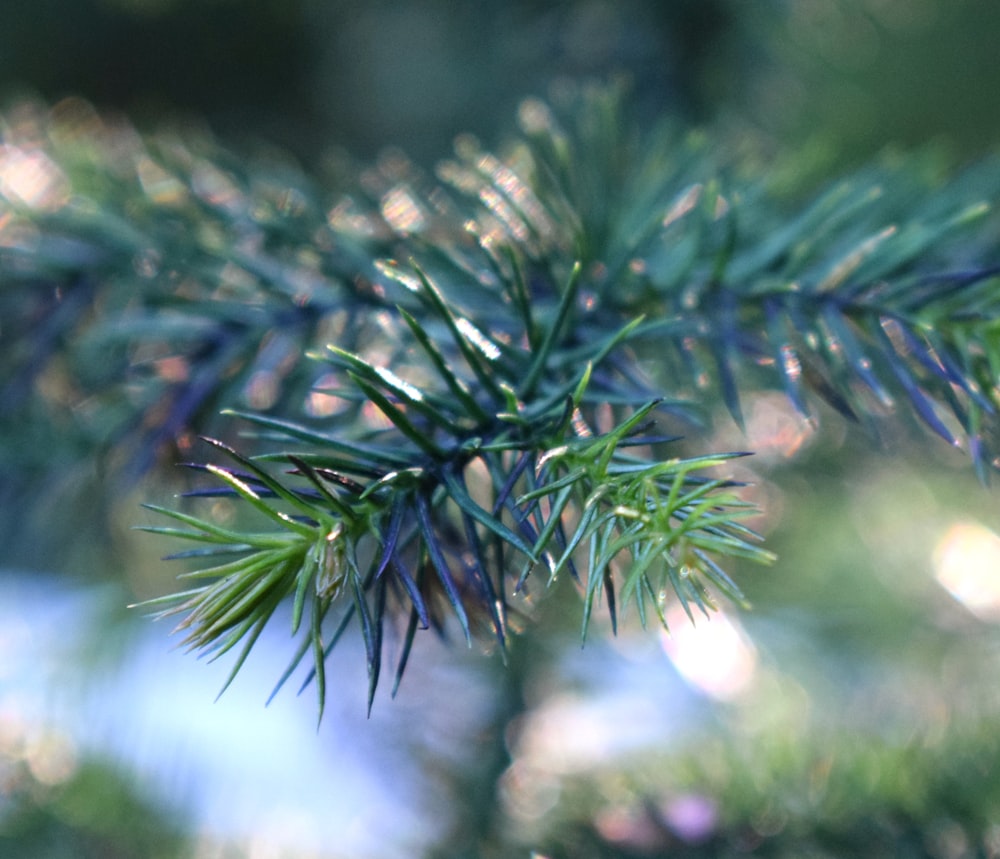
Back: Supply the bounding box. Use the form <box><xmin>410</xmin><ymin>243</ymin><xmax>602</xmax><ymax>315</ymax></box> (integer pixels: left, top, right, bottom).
<box><xmin>6</xmin><ymin>84</ymin><xmax>1000</xmax><ymax>711</ymax></box>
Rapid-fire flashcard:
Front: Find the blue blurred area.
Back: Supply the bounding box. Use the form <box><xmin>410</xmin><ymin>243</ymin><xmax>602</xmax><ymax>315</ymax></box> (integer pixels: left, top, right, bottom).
<box><xmin>0</xmin><ymin>572</ymin><xmax>447</xmax><ymax>855</ymax></box>
<box><xmin>1</xmin><ymin>571</ymin><xmax>709</xmax><ymax>856</ymax></box>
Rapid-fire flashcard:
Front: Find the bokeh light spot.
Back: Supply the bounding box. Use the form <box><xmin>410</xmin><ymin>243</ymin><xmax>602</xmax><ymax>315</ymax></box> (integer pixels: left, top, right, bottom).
<box><xmin>661</xmin><ymin>606</ymin><xmax>757</xmax><ymax>700</ymax></box>
<box><xmin>934</xmin><ymin>521</ymin><xmax>1000</xmax><ymax>622</ymax></box>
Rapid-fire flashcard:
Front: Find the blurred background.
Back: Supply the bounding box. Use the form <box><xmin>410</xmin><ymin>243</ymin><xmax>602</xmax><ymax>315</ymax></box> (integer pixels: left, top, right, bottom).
<box><xmin>5</xmin><ymin>1</ymin><xmax>1000</xmax><ymax>857</ymax></box>
<box><xmin>5</xmin><ymin>0</ymin><xmax>1000</xmax><ymax>168</ymax></box>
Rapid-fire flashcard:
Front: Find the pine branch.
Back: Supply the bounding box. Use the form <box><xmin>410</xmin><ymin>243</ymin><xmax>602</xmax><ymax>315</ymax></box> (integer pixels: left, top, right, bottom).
<box><xmin>132</xmin><ymin>275</ymin><xmax>771</xmax><ymax>713</ymax></box>
<box><xmin>0</xmin><ymin>98</ymin><xmax>394</xmax><ymax>476</ymax></box>
<box><xmin>5</xmin><ymin>84</ymin><xmax>1000</xmax><ymax>712</ymax></box>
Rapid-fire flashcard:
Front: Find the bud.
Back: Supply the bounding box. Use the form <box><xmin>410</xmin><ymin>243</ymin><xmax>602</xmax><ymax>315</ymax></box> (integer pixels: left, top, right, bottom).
<box><xmin>315</xmin><ymin>523</ymin><xmax>347</xmax><ymax>600</ymax></box>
